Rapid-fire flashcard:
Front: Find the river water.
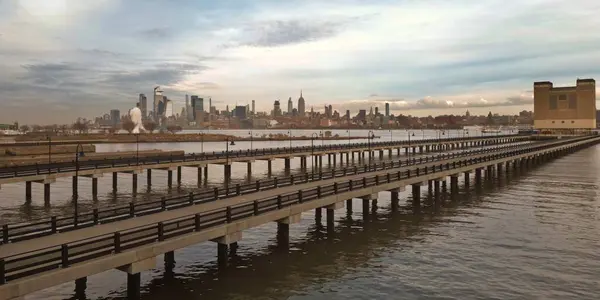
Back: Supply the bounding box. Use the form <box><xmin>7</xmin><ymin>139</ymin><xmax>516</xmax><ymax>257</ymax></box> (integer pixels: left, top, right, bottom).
<box><xmin>5</xmin><ymin>132</ymin><xmax>600</xmax><ymax>300</ymax></box>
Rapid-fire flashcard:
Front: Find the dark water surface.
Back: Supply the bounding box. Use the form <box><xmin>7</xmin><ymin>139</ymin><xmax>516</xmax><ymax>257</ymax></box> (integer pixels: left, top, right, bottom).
<box><xmin>21</xmin><ymin>143</ymin><xmax>600</xmax><ymax>300</ymax></box>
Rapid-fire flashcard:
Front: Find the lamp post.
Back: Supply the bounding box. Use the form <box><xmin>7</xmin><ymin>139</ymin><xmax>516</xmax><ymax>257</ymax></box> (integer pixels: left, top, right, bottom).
<box><xmin>389</xmin><ymin>129</ymin><xmax>393</xmax><ymax>142</ymax></box>
<box><xmin>135</xmin><ymin>133</ymin><xmax>140</xmax><ymax>166</ymax></box>
<box><xmin>311</xmin><ymin>133</ymin><xmax>318</xmax><ymax>174</ymax></box>
<box><xmin>421</xmin><ymin>129</ymin><xmax>425</xmax><ymax>140</ymax></box>
<box><xmin>319</xmin><ymin>130</ymin><xmax>324</xmax><ymax>146</ymax></box>
<box><xmin>346</xmin><ymin>129</ymin><xmax>351</xmax><ymax>145</ymax></box>
<box><xmin>368</xmin><ymin>130</ymin><xmax>374</xmax><ymax>164</ymax></box>
<box><xmin>46</xmin><ymin>135</ymin><xmax>52</xmax><ymax>174</ymax></box>
<box><xmin>287</xmin><ymin>129</ymin><xmax>292</xmax><ymax>153</ymax></box>
<box><xmin>74</xmin><ymin>143</ymin><xmax>85</xmax><ymax>198</ymax></box>
<box><xmin>408</xmin><ymin>130</ymin><xmax>415</xmax><ymax>159</ymax></box>
<box><xmin>248</xmin><ymin>131</ymin><xmax>253</xmax><ymax>153</ymax></box>
<box><xmin>201</xmin><ymin>132</ymin><xmax>204</xmax><ymax>153</ymax></box>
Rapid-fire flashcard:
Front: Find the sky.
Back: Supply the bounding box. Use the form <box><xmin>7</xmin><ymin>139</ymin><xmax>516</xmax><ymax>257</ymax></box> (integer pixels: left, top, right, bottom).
<box><xmin>0</xmin><ymin>0</ymin><xmax>599</xmax><ymax>124</ymax></box>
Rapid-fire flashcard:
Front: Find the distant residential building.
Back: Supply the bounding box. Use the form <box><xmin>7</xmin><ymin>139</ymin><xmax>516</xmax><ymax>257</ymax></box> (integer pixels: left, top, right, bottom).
<box><xmin>533</xmin><ymin>79</ymin><xmax>596</xmax><ymax>130</ymax></box>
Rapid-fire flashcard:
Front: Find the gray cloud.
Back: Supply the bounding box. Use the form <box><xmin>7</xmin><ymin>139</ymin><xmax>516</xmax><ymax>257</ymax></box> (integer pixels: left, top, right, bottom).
<box><xmin>236</xmin><ymin>15</ymin><xmax>368</xmax><ymax>47</ymax></box>
<box><xmin>103</xmin><ymin>63</ymin><xmax>208</xmax><ymax>88</ymax></box>
<box><xmin>138</xmin><ymin>27</ymin><xmax>172</xmax><ymax>39</ymax></box>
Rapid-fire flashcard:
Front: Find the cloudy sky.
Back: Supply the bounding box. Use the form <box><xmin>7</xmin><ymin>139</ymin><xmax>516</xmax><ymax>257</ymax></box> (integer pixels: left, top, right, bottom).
<box><xmin>1</xmin><ymin>0</ymin><xmax>599</xmax><ymax>124</ymax></box>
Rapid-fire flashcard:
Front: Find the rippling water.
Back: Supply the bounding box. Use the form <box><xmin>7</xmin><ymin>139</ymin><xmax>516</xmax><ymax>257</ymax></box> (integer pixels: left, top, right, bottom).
<box><xmin>18</xmin><ymin>142</ymin><xmax>600</xmax><ymax>300</ymax></box>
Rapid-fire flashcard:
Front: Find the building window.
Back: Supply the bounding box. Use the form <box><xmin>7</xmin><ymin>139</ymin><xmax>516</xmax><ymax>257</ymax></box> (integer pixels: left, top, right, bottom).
<box><xmin>561</xmin><ymin>121</ymin><xmax>565</xmax><ymax>123</ymax></box>
<box><xmin>549</xmin><ymin>95</ymin><xmax>558</xmax><ymax>109</ymax></box>
<box><xmin>558</xmin><ymin>94</ymin><xmax>567</xmax><ymax>100</ymax></box>
<box><xmin>552</xmin><ymin>121</ymin><xmax>555</xmax><ymax>123</ymax></box>
<box><xmin>571</xmin><ymin>121</ymin><xmax>575</xmax><ymax>124</ymax></box>
<box><xmin>569</xmin><ymin>94</ymin><xmax>577</xmax><ymax>109</ymax></box>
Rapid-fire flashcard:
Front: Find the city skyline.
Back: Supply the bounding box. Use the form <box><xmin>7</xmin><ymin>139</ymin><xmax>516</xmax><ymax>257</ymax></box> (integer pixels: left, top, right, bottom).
<box><xmin>1</xmin><ymin>0</ymin><xmax>600</xmax><ymax>124</ymax></box>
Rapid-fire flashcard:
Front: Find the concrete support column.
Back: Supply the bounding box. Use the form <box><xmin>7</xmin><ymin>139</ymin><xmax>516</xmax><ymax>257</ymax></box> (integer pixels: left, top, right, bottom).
<box><xmin>203</xmin><ymin>166</ymin><xmax>208</xmax><ymax>182</ymax></box>
<box><xmin>464</xmin><ymin>172</ymin><xmax>470</xmax><ymax>187</ymax></box>
<box><xmin>327</xmin><ymin>154</ymin><xmax>331</xmax><ymax>165</ymax></box>
<box><xmin>346</xmin><ymin>198</ymin><xmax>353</xmax><ymax>213</ymax></box>
<box><xmin>75</xmin><ymin>277</ymin><xmax>87</xmax><ymax>298</ymax></box>
<box><xmin>132</xmin><ymin>173</ymin><xmax>138</xmax><ymax>195</ymax></box>
<box><xmin>127</xmin><ymin>273</ymin><xmax>141</xmax><ymax>299</ymax></box>
<box><xmin>284</xmin><ymin>158</ymin><xmax>291</xmax><ymax>169</ymax></box>
<box><xmin>339</xmin><ymin>153</ymin><xmax>343</xmax><ymax>166</ymax></box>
<box><xmin>315</xmin><ymin>208</ymin><xmax>322</xmax><ymax>223</ymax></box>
<box><xmin>497</xmin><ymin>163</ymin><xmax>503</xmax><ymax>177</ymax></box>
<box><xmin>450</xmin><ymin>175</ymin><xmax>459</xmax><ymax>196</ymax></box>
<box><xmin>167</xmin><ymin>170</ymin><xmax>173</xmax><ymax>188</ymax></box>
<box><xmin>25</xmin><ymin>181</ymin><xmax>32</xmax><ymax>201</ymax></box>
<box><xmin>217</xmin><ymin>243</ymin><xmax>228</xmax><ymax>267</ymax></box>
<box><xmin>390</xmin><ymin>189</ymin><xmax>400</xmax><ymax>211</ymax></box>
<box><xmin>388</xmin><ymin>149</ymin><xmax>392</xmax><ymax>158</ymax></box>
<box><xmin>475</xmin><ymin>168</ymin><xmax>482</xmax><ymax>185</ymax></box>
<box><xmin>44</xmin><ymin>183</ymin><xmax>51</xmax><ymax>204</ymax></box>
<box><xmin>332</xmin><ymin>154</ymin><xmax>336</xmax><ymax>166</ymax></box>
<box><xmin>346</xmin><ymin>152</ymin><xmax>349</xmax><ymax>162</ymax></box>
<box><xmin>177</xmin><ymin>166</ymin><xmax>182</xmax><ymax>185</ymax></box>
<box><xmin>277</xmin><ymin>222</ymin><xmax>290</xmax><ymax>247</ymax></box>
<box><xmin>197</xmin><ymin>167</ymin><xmax>202</xmax><ymax>186</ymax></box>
<box><xmin>362</xmin><ymin>198</ymin><xmax>370</xmax><ymax>216</ymax></box>
<box><xmin>92</xmin><ymin>177</ymin><xmax>98</xmax><ymax>198</ymax></box>
<box><xmin>72</xmin><ymin>176</ymin><xmax>78</xmax><ymax>198</ymax></box>
<box><xmin>267</xmin><ymin>160</ymin><xmax>272</xmax><ymax>175</ymax></box>
<box><xmin>434</xmin><ymin>180</ymin><xmax>441</xmax><ymax>200</ymax></box>
<box><xmin>164</xmin><ymin>251</ymin><xmax>175</xmax><ymax>270</ymax></box>
<box><xmin>247</xmin><ymin>162</ymin><xmax>252</xmax><ymax>175</ymax></box>
<box><xmin>319</xmin><ymin>156</ymin><xmax>323</xmax><ymax>170</ymax></box>
<box><xmin>326</xmin><ymin>208</ymin><xmax>335</xmax><ymax>231</ymax></box>
<box><xmin>112</xmin><ymin>172</ymin><xmax>118</xmax><ymax>193</ymax></box>
<box><xmin>147</xmin><ymin>169</ymin><xmax>152</xmax><ymax>187</ymax></box>
<box><xmin>411</xmin><ymin>184</ymin><xmax>421</xmax><ymax>207</ymax></box>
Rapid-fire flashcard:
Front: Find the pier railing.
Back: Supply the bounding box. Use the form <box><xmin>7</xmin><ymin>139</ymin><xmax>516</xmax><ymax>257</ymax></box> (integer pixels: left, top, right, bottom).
<box><xmin>0</xmin><ymin>136</ymin><xmax>595</xmax><ymax>284</ymax></box>
<box><xmin>0</xmin><ymin>134</ymin><xmax>524</xmax><ymax>179</ymax></box>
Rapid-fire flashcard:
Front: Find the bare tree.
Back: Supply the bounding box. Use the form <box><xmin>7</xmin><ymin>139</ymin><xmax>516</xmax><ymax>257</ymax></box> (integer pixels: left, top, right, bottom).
<box><xmin>143</xmin><ymin>120</ymin><xmax>157</xmax><ymax>133</ymax></box>
<box><xmin>166</xmin><ymin>125</ymin><xmax>182</xmax><ymax>134</ymax></box>
<box><xmin>19</xmin><ymin>125</ymin><xmax>30</xmax><ymax>133</ymax></box>
<box><xmin>72</xmin><ymin>120</ymin><xmax>88</xmax><ymax>134</ymax></box>
<box><xmin>121</xmin><ymin>117</ymin><xmax>135</xmax><ymax>134</ymax></box>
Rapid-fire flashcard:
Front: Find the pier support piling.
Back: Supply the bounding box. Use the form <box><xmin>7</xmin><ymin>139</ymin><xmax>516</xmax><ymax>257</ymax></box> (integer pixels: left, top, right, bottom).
<box><xmin>132</xmin><ymin>173</ymin><xmax>138</xmax><ymax>195</ymax></box>
<box><xmin>127</xmin><ymin>273</ymin><xmax>141</xmax><ymax>300</ymax></box>
<box><xmin>147</xmin><ymin>169</ymin><xmax>152</xmax><ymax>187</ymax></box>
<box><xmin>25</xmin><ymin>181</ymin><xmax>32</xmax><ymax>201</ymax></box>
<box><xmin>92</xmin><ymin>177</ymin><xmax>98</xmax><ymax>198</ymax></box>
<box><xmin>177</xmin><ymin>166</ymin><xmax>182</xmax><ymax>185</ymax></box>
<box><xmin>112</xmin><ymin>172</ymin><xmax>118</xmax><ymax>193</ymax></box>
<box><xmin>167</xmin><ymin>170</ymin><xmax>173</xmax><ymax>188</ymax></box>
<box><xmin>44</xmin><ymin>183</ymin><xmax>51</xmax><ymax>204</ymax></box>
<box><xmin>75</xmin><ymin>277</ymin><xmax>87</xmax><ymax>298</ymax></box>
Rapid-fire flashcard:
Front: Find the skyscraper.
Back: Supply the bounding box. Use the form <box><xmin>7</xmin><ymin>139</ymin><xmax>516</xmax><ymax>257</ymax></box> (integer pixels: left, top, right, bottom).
<box><xmin>153</xmin><ymin>86</ymin><xmax>162</xmax><ymax>121</ymax></box>
<box><xmin>374</xmin><ymin>107</ymin><xmax>379</xmax><ymax>116</ymax></box>
<box><xmin>139</xmin><ymin>94</ymin><xmax>147</xmax><ymax>120</ymax></box>
<box><xmin>191</xmin><ymin>96</ymin><xmax>204</xmax><ymax>122</ymax></box>
<box><xmin>273</xmin><ymin>100</ymin><xmax>282</xmax><ymax>117</ymax></box>
<box><xmin>385</xmin><ymin>102</ymin><xmax>390</xmax><ymax>117</ymax></box>
<box><xmin>252</xmin><ymin>100</ymin><xmax>255</xmax><ymax>115</ymax></box>
<box><xmin>298</xmin><ymin>90</ymin><xmax>305</xmax><ymax>116</ymax></box>
<box><xmin>287</xmin><ymin>97</ymin><xmax>293</xmax><ymax>114</ymax></box>
<box><xmin>110</xmin><ymin>109</ymin><xmax>120</xmax><ymax>126</ymax></box>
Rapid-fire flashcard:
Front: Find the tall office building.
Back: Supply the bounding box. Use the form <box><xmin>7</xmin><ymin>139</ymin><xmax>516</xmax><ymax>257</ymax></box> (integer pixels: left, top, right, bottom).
<box><xmin>298</xmin><ymin>90</ymin><xmax>305</xmax><ymax>116</ymax></box>
<box><xmin>374</xmin><ymin>107</ymin><xmax>379</xmax><ymax>116</ymax></box>
<box><xmin>164</xmin><ymin>99</ymin><xmax>173</xmax><ymax>118</ymax></box>
<box><xmin>110</xmin><ymin>109</ymin><xmax>120</xmax><ymax>126</ymax></box>
<box><xmin>385</xmin><ymin>102</ymin><xmax>390</xmax><ymax>117</ymax></box>
<box><xmin>272</xmin><ymin>100</ymin><xmax>282</xmax><ymax>117</ymax></box>
<box><xmin>191</xmin><ymin>95</ymin><xmax>204</xmax><ymax>122</ymax></box>
<box><xmin>287</xmin><ymin>97</ymin><xmax>293</xmax><ymax>114</ymax></box>
<box><xmin>139</xmin><ymin>94</ymin><xmax>147</xmax><ymax>120</ymax></box>
<box><xmin>328</xmin><ymin>105</ymin><xmax>333</xmax><ymax>118</ymax></box>
<box><xmin>252</xmin><ymin>100</ymin><xmax>256</xmax><ymax>115</ymax></box>
<box><xmin>153</xmin><ymin>86</ymin><xmax>163</xmax><ymax>121</ymax></box>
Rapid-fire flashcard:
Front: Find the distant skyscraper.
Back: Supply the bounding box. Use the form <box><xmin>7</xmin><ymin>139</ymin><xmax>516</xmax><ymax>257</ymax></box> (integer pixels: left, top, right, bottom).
<box><xmin>153</xmin><ymin>86</ymin><xmax>162</xmax><ymax>121</ymax></box>
<box><xmin>233</xmin><ymin>106</ymin><xmax>247</xmax><ymax>119</ymax></box>
<box><xmin>191</xmin><ymin>95</ymin><xmax>204</xmax><ymax>121</ymax></box>
<box><xmin>139</xmin><ymin>94</ymin><xmax>147</xmax><ymax>120</ymax></box>
<box><xmin>374</xmin><ymin>107</ymin><xmax>379</xmax><ymax>116</ymax></box>
<box><xmin>110</xmin><ymin>109</ymin><xmax>120</xmax><ymax>126</ymax></box>
<box><xmin>273</xmin><ymin>100</ymin><xmax>282</xmax><ymax>117</ymax></box>
<box><xmin>298</xmin><ymin>90</ymin><xmax>305</xmax><ymax>116</ymax></box>
<box><xmin>328</xmin><ymin>105</ymin><xmax>332</xmax><ymax>118</ymax></box>
<box><xmin>165</xmin><ymin>99</ymin><xmax>173</xmax><ymax>117</ymax></box>
<box><xmin>287</xmin><ymin>97</ymin><xmax>293</xmax><ymax>114</ymax></box>
<box><xmin>385</xmin><ymin>103</ymin><xmax>390</xmax><ymax>117</ymax></box>
<box><xmin>252</xmin><ymin>100</ymin><xmax>256</xmax><ymax>115</ymax></box>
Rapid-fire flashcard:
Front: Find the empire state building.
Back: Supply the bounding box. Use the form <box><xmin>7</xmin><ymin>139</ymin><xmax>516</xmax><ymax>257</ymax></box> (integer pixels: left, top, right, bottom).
<box><xmin>297</xmin><ymin>90</ymin><xmax>306</xmax><ymax>116</ymax></box>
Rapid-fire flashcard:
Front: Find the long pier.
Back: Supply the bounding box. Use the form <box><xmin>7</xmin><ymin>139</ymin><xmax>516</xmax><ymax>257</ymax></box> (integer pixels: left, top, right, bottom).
<box><xmin>0</xmin><ymin>135</ymin><xmax>526</xmax><ymax>203</ymax></box>
<box><xmin>0</xmin><ymin>135</ymin><xmax>596</xmax><ymax>300</ymax></box>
